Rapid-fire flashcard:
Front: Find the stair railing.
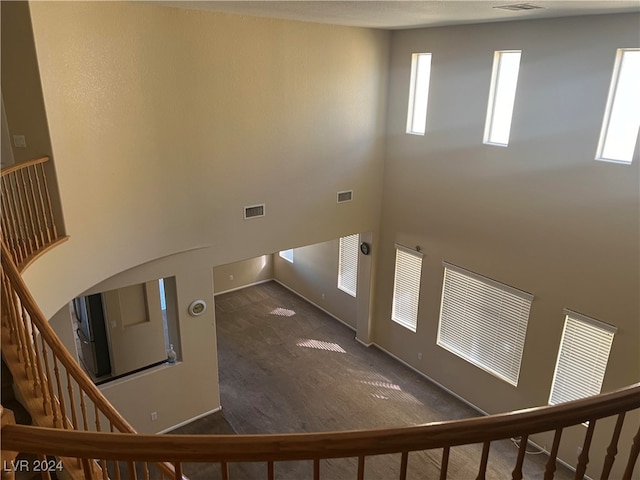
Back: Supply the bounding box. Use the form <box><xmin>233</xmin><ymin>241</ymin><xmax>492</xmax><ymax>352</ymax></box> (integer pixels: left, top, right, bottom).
<box><xmin>1</xmin><ymin>156</ymin><xmax>66</xmax><ymax>271</ymax></box>
<box><xmin>0</xmin><ymin>240</ymin><xmax>180</xmax><ymax>480</ymax></box>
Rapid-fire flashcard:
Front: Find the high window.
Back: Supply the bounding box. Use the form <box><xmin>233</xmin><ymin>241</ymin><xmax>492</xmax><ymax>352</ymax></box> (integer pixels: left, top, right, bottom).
<box><xmin>338</xmin><ymin>234</ymin><xmax>359</xmax><ymax>297</ymax></box>
<box><xmin>437</xmin><ymin>263</ymin><xmax>533</xmax><ymax>386</ymax></box>
<box><xmin>549</xmin><ymin>311</ymin><xmax>616</xmax><ymax>405</ymax></box>
<box><xmin>279</xmin><ymin>249</ymin><xmax>293</xmax><ymax>263</ymax></box>
<box><xmin>484</xmin><ymin>50</ymin><xmax>522</xmax><ymax>147</ymax></box>
<box><xmin>596</xmin><ymin>48</ymin><xmax>640</xmax><ymax>165</ymax></box>
<box><xmin>406</xmin><ymin>53</ymin><xmax>433</xmax><ymax>136</ymax></box>
<box><xmin>391</xmin><ymin>245</ymin><xmax>423</xmax><ymax>332</ymax></box>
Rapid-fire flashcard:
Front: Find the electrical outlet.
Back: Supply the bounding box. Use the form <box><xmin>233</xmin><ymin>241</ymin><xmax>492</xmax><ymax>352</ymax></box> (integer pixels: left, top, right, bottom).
<box><xmin>229</xmin><ymin>275</ymin><xmax>234</xmax><ymax>281</ymax></box>
<box><xmin>417</xmin><ymin>352</ymin><xmax>423</xmax><ymax>360</ymax></box>
<box><xmin>576</xmin><ymin>446</ymin><xmax>582</xmax><ymax>456</ymax></box>
<box><xmin>13</xmin><ymin>135</ymin><xmax>26</xmax><ymax>148</ymax></box>
<box><xmin>151</xmin><ymin>412</ymin><xmax>158</xmax><ymax>421</ymax></box>
<box><xmin>322</xmin><ymin>293</ymin><xmax>325</xmax><ymax>300</ymax></box>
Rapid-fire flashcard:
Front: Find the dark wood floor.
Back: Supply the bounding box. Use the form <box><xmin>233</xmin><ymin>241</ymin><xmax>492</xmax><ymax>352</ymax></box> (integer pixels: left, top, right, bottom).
<box><xmin>172</xmin><ymin>281</ymin><xmax>572</xmax><ymax>480</ymax></box>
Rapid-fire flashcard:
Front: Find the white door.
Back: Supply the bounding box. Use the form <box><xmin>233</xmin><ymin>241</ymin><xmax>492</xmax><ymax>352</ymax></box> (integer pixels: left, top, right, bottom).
<box><xmin>102</xmin><ymin>281</ymin><xmax>167</xmax><ymax>376</ymax></box>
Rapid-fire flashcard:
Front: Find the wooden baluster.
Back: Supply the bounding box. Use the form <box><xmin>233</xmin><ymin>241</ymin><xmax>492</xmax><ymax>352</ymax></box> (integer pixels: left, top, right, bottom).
<box><xmin>313</xmin><ymin>458</ymin><xmax>320</xmax><ymax>480</ymax></box>
<box><xmin>476</xmin><ymin>441</ymin><xmax>491</xmax><ymax>480</ymax></box>
<box><xmin>127</xmin><ymin>462</ymin><xmax>138</xmax><ymax>480</ymax></box>
<box><xmin>66</xmin><ymin>371</ymin><xmax>79</xmax><ymax>430</ymax></box>
<box><xmin>11</xmin><ymin>173</ymin><xmax>34</xmax><ymax>258</ymax></box>
<box><xmin>601</xmin><ymin>412</ymin><xmax>625</xmax><ymax>480</ymax></box>
<box><xmin>622</xmin><ymin>422</ymin><xmax>640</xmax><ymax>480</ymax></box>
<box><xmin>110</xmin><ymin>422</ymin><xmax>122</xmax><ymax>480</ymax></box>
<box><xmin>15</xmin><ymin>298</ymin><xmax>33</xmax><ymax>379</ymax></box>
<box><xmin>38</xmin><ymin>455</ymin><xmax>52</xmax><ymax>480</ymax></box>
<box><xmin>52</xmin><ymin>354</ymin><xmax>69</xmax><ymax>429</ymax></box>
<box><xmin>511</xmin><ymin>435</ymin><xmax>528</xmax><ymax>480</ymax></box>
<box><xmin>33</xmin><ymin>163</ymin><xmax>52</xmax><ymax>243</ymax></box>
<box><xmin>544</xmin><ymin>428</ymin><xmax>562</xmax><ymax>480</ymax></box>
<box><xmin>25</xmin><ymin>166</ymin><xmax>46</xmax><ymax>248</ymax></box>
<box><xmin>40</xmin><ymin>336</ymin><xmax>57</xmax><ymax>418</ymax></box>
<box><xmin>82</xmin><ymin>458</ymin><xmax>96</xmax><ymax>480</ymax></box>
<box><xmin>23</xmin><ymin>308</ymin><xmax>47</xmax><ymax>406</ymax></box>
<box><xmin>19</xmin><ymin>169</ymin><xmax>39</xmax><ymax>250</ymax></box>
<box><xmin>0</xmin><ymin>192</ymin><xmax>20</xmax><ymax>265</ymax></box>
<box><xmin>23</xmin><ymin>309</ymin><xmax>41</xmax><ymax>397</ymax></box>
<box><xmin>4</xmin><ymin>175</ymin><xmax>27</xmax><ymax>262</ymax></box>
<box><xmin>575</xmin><ymin>420</ymin><xmax>596</xmax><ymax>479</ymax></box>
<box><xmin>221</xmin><ymin>461</ymin><xmax>229</xmax><ymax>480</ymax></box>
<box><xmin>143</xmin><ymin>462</ymin><xmax>150</xmax><ymax>480</ymax></box>
<box><xmin>174</xmin><ymin>463</ymin><xmax>182</xmax><ymax>480</ymax></box>
<box><xmin>267</xmin><ymin>461</ymin><xmax>274</xmax><ymax>480</ymax></box>
<box><xmin>39</xmin><ymin>162</ymin><xmax>58</xmax><ymax>239</ymax></box>
<box><xmin>80</xmin><ymin>389</ymin><xmax>90</xmax><ymax>430</ymax></box>
<box><xmin>399</xmin><ymin>451</ymin><xmax>408</xmax><ymax>480</ymax></box>
<box><xmin>357</xmin><ymin>456</ymin><xmax>365</xmax><ymax>480</ymax></box>
<box><xmin>440</xmin><ymin>447</ymin><xmax>450</xmax><ymax>480</ymax></box>
<box><xmin>1</xmin><ymin>272</ymin><xmax>18</xmax><ymax>343</ymax></box>
<box><xmin>94</xmin><ymin>403</ymin><xmax>102</xmax><ymax>432</ymax></box>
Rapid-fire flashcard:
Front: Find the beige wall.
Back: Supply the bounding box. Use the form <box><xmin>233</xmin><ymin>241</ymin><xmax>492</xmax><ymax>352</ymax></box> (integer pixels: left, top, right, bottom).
<box><xmin>273</xmin><ymin>238</ymin><xmax>359</xmax><ymax>329</ymax></box>
<box><xmin>213</xmin><ymin>255</ymin><xmax>273</xmax><ymax>295</ymax></box>
<box><xmin>78</xmin><ymin>247</ymin><xmax>220</xmax><ymax>433</ymax></box>
<box><xmin>0</xmin><ymin>1</ymin><xmax>52</xmax><ymax>163</ymax></box>
<box><xmin>23</xmin><ymin>2</ymin><xmax>389</xmax><ymax>322</ymax></box>
<box><xmin>377</xmin><ymin>14</ymin><xmax>639</xmax><ymax>477</ymax></box>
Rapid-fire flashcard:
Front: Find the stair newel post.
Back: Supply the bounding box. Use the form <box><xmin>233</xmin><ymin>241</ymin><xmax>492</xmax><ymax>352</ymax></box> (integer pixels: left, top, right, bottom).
<box><xmin>0</xmin><ymin>407</ymin><xmax>17</xmax><ymax>480</ymax></box>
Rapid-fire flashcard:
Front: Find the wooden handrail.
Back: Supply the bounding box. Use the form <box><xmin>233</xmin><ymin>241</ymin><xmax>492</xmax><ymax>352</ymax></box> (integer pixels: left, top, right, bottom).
<box><xmin>0</xmin><ymin>156</ymin><xmax>50</xmax><ymax>177</ymax></box>
<box><xmin>3</xmin><ymin>383</ymin><xmax>640</xmax><ymax>463</ymax></box>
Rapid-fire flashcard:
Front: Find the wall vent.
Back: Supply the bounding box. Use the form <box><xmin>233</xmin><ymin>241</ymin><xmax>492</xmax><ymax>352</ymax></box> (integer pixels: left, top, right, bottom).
<box><xmin>337</xmin><ymin>190</ymin><xmax>353</xmax><ymax>203</ymax></box>
<box><xmin>244</xmin><ymin>204</ymin><xmax>265</xmax><ymax>219</ymax></box>
<box><xmin>493</xmin><ymin>3</ymin><xmax>544</xmax><ymax>11</ymax></box>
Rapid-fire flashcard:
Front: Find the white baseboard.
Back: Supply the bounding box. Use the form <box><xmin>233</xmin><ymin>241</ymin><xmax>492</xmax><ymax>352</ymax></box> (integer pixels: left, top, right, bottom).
<box><xmin>158</xmin><ymin>406</ymin><xmax>222</xmax><ymax>434</ymax></box>
<box><xmin>273</xmin><ymin>279</ymin><xmax>356</xmax><ymax>333</ymax></box>
<box><xmin>355</xmin><ymin>337</ymin><xmax>373</xmax><ymax>347</ymax></box>
<box><xmin>214</xmin><ymin>278</ymin><xmax>274</xmax><ymax>297</ymax></box>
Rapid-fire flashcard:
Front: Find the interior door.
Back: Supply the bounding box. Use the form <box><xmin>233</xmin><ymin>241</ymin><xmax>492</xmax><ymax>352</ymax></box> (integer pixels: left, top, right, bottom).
<box><xmin>102</xmin><ymin>281</ymin><xmax>167</xmax><ymax>376</ymax></box>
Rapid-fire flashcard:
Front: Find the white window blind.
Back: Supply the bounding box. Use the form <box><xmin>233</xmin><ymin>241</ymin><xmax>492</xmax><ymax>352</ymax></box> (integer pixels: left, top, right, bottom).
<box><xmin>406</xmin><ymin>53</ymin><xmax>432</xmax><ymax>135</ymax></box>
<box><xmin>391</xmin><ymin>245</ymin><xmax>423</xmax><ymax>332</ymax></box>
<box><xmin>338</xmin><ymin>234</ymin><xmax>359</xmax><ymax>297</ymax></box>
<box><xmin>279</xmin><ymin>249</ymin><xmax>293</xmax><ymax>263</ymax></box>
<box><xmin>437</xmin><ymin>263</ymin><xmax>533</xmax><ymax>386</ymax></box>
<box><xmin>549</xmin><ymin>311</ymin><xmax>616</xmax><ymax>405</ymax></box>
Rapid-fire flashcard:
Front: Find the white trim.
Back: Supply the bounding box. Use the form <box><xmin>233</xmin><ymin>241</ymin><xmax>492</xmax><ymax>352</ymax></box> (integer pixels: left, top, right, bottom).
<box><xmin>563</xmin><ymin>309</ymin><xmax>617</xmax><ymax>334</ymax></box>
<box><xmin>443</xmin><ymin>262</ymin><xmax>533</xmax><ymax>302</ymax></box>
<box><xmin>214</xmin><ymin>278</ymin><xmax>274</xmax><ymax>297</ymax></box>
<box><xmin>394</xmin><ymin>243</ymin><xmax>423</xmax><ymax>258</ymax></box>
<box><xmin>355</xmin><ymin>337</ymin><xmax>373</xmax><ymax>347</ymax></box>
<box><xmin>273</xmin><ymin>279</ymin><xmax>356</xmax><ymax>332</ymax></box>
<box><xmin>157</xmin><ymin>406</ymin><xmax>223</xmax><ymax>434</ymax></box>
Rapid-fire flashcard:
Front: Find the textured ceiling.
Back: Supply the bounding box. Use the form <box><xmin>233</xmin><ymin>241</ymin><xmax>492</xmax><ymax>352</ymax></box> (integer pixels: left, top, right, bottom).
<box><xmin>156</xmin><ymin>1</ymin><xmax>640</xmax><ymax>29</ymax></box>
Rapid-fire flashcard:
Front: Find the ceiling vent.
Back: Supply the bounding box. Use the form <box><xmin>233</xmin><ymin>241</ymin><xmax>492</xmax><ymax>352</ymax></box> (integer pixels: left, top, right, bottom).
<box><xmin>337</xmin><ymin>190</ymin><xmax>353</xmax><ymax>203</ymax></box>
<box><xmin>244</xmin><ymin>204</ymin><xmax>265</xmax><ymax>219</ymax></box>
<box><xmin>493</xmin><ymin>3</ymin><xmax>544</xmax><ymax>11</ymax></box>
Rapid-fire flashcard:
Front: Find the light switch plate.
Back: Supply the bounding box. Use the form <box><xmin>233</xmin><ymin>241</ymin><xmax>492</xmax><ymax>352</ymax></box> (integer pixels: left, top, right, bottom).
<box><xmin>13</xmin><ymin>135</ymin><xmax>26</xmax><ymax>148</ymax></box>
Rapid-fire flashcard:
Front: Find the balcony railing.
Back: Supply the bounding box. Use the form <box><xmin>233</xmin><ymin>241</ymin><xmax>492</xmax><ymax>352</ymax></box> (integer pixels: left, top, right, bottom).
<box><xmin>1</xmin><ymin>156</ymin><xmax>66</xmax><ymax>271</ymax></box>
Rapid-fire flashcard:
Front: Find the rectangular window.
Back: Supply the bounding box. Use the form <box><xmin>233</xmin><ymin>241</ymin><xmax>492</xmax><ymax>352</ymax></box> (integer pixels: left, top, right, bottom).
<box><xmin>437</xmin><ymin>263</ymin><xmax>533</xmax><ymax>386</ymax></box>
<box><xmin>406</xmin><ymin>53</ymin><xmax>433</xmax><ymax>136</ymax></box>
<box><xmin>596</xmin><ymin>48</ymin><xmax>640</xmax><ymax>165</ymax></box>
<box><xmin>484</xmin><ymin>50</ymin><xmax>522</xmax><ymax>146</ymax></box>
<box><xmin>391</xmin><ymin>245</ymin><xmax>423</xmax><ymax>332</ymax></box>
<box><xmin>279</xmin><ymin>249</ymin><xmax>293</xmax><ymax>263</ymax></box>
<box><xmin>549</xmin><ymin>311</ymin><xmax>616</xmax><ymax>405</ymax></box>
<box><xmin>338</xmin><ymin>234</ymin><xmax>359</xmax><ymax>297</ymax></box>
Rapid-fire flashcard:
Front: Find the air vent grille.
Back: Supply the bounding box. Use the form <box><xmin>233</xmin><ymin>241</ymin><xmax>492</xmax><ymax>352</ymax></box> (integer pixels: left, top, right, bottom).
<box><xmin>337</xmin><ymin>190</ymin><xmax>353</xmax><ymax>203</ymax></box>
<box><xmin>244</xmin><ymin>204</ymin><xmax>265</xmax><ymax>219</ymax></box>
<box><xmin>494</xmin><ymin>3</ymin><xmax>543</xmax><ymax>11</ymax></box>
